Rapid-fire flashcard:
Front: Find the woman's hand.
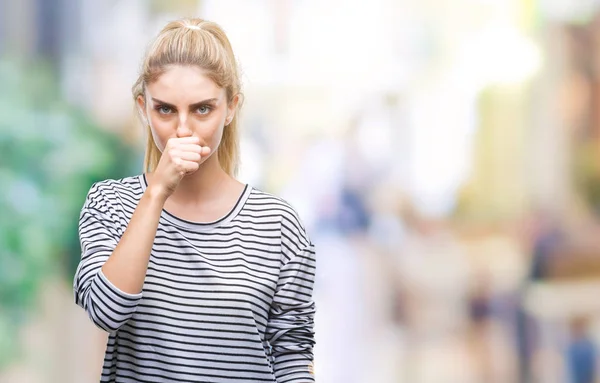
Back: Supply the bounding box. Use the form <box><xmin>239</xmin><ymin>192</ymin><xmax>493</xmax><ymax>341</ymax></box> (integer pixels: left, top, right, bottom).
<box><xmin>149</xmin><ymin>136</ymin><xmax>211</xmax><ymax>198</ymax></box>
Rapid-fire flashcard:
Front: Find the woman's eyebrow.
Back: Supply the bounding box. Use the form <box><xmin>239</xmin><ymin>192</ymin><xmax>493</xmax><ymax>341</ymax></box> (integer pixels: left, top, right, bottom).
<box><xmin>151</xmin><ymin>97</ymin><xmax>218</xmax><ymax>108</ymax></box>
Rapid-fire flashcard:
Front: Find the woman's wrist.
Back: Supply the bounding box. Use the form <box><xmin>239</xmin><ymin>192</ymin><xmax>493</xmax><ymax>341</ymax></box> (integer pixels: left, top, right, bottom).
<box><xmin>145</xmin><ymin>183</ymin><xmax>169</xmax><ymax>204</ymax></box>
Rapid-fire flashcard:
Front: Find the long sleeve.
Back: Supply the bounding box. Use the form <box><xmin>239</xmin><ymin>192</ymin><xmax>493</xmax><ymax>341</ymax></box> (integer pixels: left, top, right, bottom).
<box><xmin>73</xmin><ymin>183</ymin><xmax>142</xmax><ymax>333</ymax></box>
<box><xmin>266</xmin><ymin>224</ymin><xmax>317</xmax><ymax>382</ymax></box>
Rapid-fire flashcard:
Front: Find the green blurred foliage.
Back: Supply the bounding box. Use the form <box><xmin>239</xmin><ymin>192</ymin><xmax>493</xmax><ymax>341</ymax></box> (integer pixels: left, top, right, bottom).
<box><xmin>0</xmin><ymin>58</ymin><xmax>138</xmax><ymax>367</ymax></box>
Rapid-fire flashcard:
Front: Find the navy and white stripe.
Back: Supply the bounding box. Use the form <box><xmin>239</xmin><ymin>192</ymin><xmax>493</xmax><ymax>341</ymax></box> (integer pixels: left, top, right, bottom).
<box><xmin>74</xmin><ymin>175</ymin><xmax>316</xmax><ymax>382</ymax></box>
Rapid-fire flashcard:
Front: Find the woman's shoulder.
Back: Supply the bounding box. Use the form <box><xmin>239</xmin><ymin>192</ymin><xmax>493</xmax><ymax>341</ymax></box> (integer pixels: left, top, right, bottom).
<box><xmin>247</xmin><ymin>187</ymin><xmax>311</xmax><ymax>239</ymax></box>
<box><xmin>84</xmin><ymin>174</ymin><xmax>145</xmax><ymax>205</ymax></box>
<box><xmin>248</xmin><ymin>187</ymin><xmax>300</xmax><ymax>216</ymax></box>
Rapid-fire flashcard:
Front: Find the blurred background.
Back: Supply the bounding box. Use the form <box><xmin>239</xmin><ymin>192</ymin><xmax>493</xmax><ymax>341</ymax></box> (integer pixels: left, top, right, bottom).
<box><xmin>4</xmin><ymin>0</ymin><xmax>600</xmax><ymax>382</ymax></box>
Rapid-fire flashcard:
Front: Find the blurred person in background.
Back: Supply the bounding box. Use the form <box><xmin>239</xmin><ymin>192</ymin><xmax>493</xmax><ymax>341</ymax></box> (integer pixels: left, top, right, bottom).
<box><xmin>516</xmin><ymin>209</ymin><xmax>564</xmax><ymax>382</ymax></box>
<box><xmin>466</xmin><ymin>269</ymin><xmax>496</xmax><ymax>383</ymax></box>
<box><xmin>73</xmin><ymin>18</ymin><xmax>316</xmax><ymax>383</ymax></box>
<box><xmin>280</xmin><ymin>119</ymin><xmax>373</xmax><ymax>382</ymax></box>
<box><xmin>567</xmin><ymin>316</ymin><xmax>597</xmax><ymax>383</ymax></box>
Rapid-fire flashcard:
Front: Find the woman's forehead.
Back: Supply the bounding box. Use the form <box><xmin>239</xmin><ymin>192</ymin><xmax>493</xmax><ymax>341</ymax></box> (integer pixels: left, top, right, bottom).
<box><xmin>147</xmin><ymin>65</ymin><xmax>225</xmax><ymax>101</ymax></box>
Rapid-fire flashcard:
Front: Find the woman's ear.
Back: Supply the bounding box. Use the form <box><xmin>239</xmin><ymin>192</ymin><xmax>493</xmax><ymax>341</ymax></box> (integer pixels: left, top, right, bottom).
<box><xmin>226</xmin><ymin>94</ymin><xmax>240</xmax><ymax>125</ymax></box>
<box><xmin>136</xmin><ymin>95</ymin><xmax>148</xmax><ymax>125</ymax></box>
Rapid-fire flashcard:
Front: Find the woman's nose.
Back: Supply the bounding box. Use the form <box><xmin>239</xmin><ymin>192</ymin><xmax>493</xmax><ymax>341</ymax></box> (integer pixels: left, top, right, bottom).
<box><xmin>176</xmin><ymin>118</ymin><xmax>192</xmax><ymax>138</ymax></box>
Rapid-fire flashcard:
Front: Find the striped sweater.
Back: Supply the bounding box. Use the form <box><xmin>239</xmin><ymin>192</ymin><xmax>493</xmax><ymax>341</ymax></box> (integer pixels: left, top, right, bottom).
<box><xmin>73</xmin><ymin>175</ymin><xmax>316</xmax><ymax>382</ymax></box>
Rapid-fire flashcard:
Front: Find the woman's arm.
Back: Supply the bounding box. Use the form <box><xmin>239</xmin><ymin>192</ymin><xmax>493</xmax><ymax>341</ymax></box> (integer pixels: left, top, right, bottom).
<box><xmin>74</xmin><ymin>136</ymin><xmax>207</xmax><ymax>333</ymax></box>
<box><xmin>100</xmin><ymin>184</ymin><xmax>166</xmax><ymax>294</ymax></box>
<box><xmin>73</xmin><ymin>182</ymin><xmax>167</xmax><ymax>333</ymax></box>
<box><xmin>266</xmin><ymin>219</ymin><xmax>317</xmax><ymax>382</ymax></box>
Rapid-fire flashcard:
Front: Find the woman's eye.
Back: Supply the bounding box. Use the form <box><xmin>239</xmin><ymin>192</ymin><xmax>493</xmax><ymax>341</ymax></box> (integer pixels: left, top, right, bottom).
<box><xmin>197</xmin><ymin>105</ymin><xmax>211</xmax><ymax>115</ymax></box>
<box><xmin>158</xmin><ymin>106</ymin><xmax>172</xmax><ymax>114</ymax></box>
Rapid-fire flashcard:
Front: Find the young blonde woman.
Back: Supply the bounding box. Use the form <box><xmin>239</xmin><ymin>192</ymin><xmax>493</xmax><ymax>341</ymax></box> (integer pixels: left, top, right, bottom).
<box><xmin>74</xmin><ymin>18</ymin><xmax>316</xmax><ymax>382</ymax></box>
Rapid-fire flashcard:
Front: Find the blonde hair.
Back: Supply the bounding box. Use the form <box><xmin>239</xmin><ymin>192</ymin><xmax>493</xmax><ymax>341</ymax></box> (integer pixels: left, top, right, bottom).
<box><xmin>132</xmin><ymin>18</ymin><xmax>242</xmax><ymax>176</ymax></box>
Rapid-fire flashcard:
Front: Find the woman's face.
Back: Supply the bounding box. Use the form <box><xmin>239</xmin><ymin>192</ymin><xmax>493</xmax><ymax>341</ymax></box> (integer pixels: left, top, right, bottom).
<box><xmin>137</xmin><ymin>65</ymin><xmax>237</xmax><ymax>163</ymax></box>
